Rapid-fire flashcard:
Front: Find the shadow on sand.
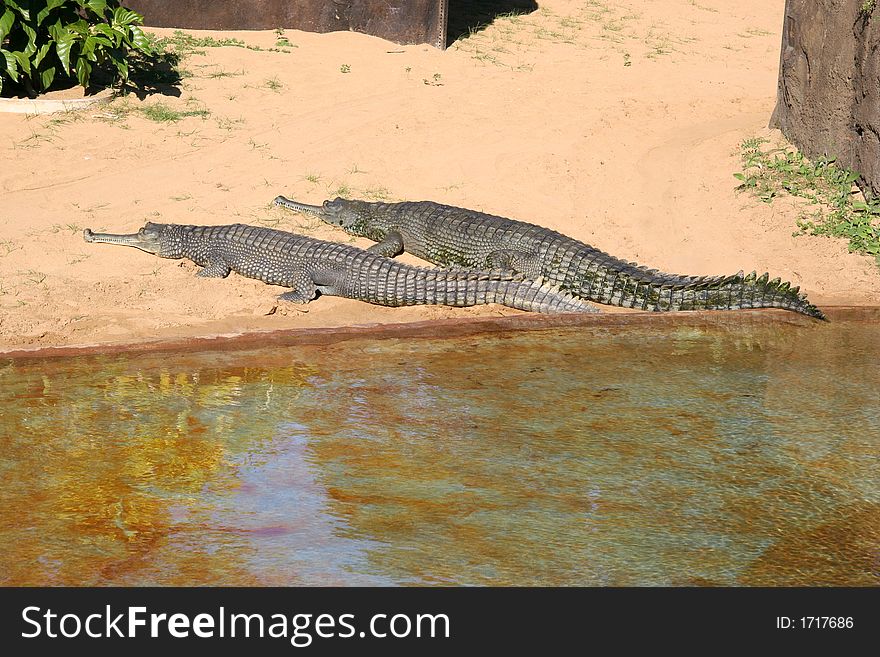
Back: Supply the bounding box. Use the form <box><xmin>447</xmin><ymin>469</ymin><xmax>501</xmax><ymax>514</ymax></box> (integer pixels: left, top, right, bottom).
<box><xmin>121</xmin><ymin>52</ymin><xmax>184</xmax><ymax>100</ymax></box>
<box><xmin>446</xmin><ymin>0</ymin><xmax>539</xmax><ymax>45</ymax></box>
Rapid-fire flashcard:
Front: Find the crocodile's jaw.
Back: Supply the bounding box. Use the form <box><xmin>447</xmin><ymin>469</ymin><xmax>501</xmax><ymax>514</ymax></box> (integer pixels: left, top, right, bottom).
<box><xmin>273</xmin><ymin>196</ymin><xmax>326</xmax><ymax>218</ymax></box>
<box><xmin>273</xmin><ymin>195</ymin><xmax>368</xmax><ymax>232</ymax></box>
<box><xmin>83</xmin><ymin>228</ymin><xmax>162</xmax><ymax>255</ymax></box>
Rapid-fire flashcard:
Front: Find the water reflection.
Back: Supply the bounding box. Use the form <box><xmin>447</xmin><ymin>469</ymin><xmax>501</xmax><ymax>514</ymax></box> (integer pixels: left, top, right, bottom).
<box><xmin>1</xmin><ymin>320</ymin><xmax>878</xmax><ymax>585</ymax></box>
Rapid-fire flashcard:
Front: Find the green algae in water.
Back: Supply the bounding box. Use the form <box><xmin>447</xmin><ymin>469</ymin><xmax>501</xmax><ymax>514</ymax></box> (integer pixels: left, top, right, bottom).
<box><xmin>1</xmin><ymin>320</ymin><xmax>878</xmax><ymax>586</ymax></box>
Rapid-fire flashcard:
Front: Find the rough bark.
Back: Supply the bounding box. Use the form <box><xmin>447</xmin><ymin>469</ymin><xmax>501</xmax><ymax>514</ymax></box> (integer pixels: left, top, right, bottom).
<box><xmin>770</xmin><ymin>0</ymin><xmax>880</xmax><ymax>199</ymax></box>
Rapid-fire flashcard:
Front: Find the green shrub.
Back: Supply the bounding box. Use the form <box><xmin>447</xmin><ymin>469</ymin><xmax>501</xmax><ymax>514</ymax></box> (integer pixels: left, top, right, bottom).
<box><xmin>735</xmin><ymin>137</ymin><xmax>880</xmax><ymax>266</ymax></box>
<box><xmin>0</xmin><ymin>1</ymin><xmax>153</xmax><ymax>97</ymax></box>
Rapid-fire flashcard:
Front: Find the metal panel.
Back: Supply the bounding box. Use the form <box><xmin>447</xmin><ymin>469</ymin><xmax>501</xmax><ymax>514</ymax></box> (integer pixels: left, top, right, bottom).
<box><xmin>125</xmin><ymin>1</ymin><xmax>449</xmax><ymax>49</ymax></box>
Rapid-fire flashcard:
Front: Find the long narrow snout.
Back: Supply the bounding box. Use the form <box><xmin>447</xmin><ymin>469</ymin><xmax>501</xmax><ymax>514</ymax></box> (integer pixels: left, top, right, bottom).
<box><xmin>83</xmin><ymin>228</ymin><xmax>161</xmax><ymax>254</ymax></box>
<box><xmin>273</xmin><ymin>195</ymin><xmax>326</xmax><ymax>217</ymax></box>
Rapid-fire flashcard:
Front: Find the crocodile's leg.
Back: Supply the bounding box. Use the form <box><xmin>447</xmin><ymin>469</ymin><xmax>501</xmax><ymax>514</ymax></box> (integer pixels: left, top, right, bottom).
<box><xmin>196</xmin><ymin>259</ymin><xmax>232</xmax><ymax>278</ymax></box>
<box><xmin>486</xmin><ymin>249</ymin><xmax>543</xmax><ymax>277</ymax></box>
<box><xmin>278</xmin><ymin>264</ymin><xmax>350</xmax><ymax>303</ymax></box>
<box><xmin>277</xmin><ymin>268</ymin><xmax>319</xmax><ymax>303</ymax></box>
<box><xmin>365</xmin><ymin>230</ymin><xmax>405</xmax><ymax>258</ymax></box>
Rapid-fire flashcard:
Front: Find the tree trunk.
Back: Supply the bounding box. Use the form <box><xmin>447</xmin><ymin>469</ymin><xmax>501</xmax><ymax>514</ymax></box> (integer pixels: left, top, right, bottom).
<box><xmin>770</xmin><ymin>0</ymin><xmax>880</xmax><ymax>199</ymax></box>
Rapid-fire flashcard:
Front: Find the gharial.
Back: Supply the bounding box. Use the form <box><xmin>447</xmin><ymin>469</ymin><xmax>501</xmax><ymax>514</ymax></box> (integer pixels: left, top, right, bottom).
<box><xmin>82</xmin><ymin>223</ymin><xmax>600</xmax><ymax>314</ymax></box>
<box><xmin>274</xmin><ymin>195</ymin><xmax>826</xmax><ymax>320</ymax></box>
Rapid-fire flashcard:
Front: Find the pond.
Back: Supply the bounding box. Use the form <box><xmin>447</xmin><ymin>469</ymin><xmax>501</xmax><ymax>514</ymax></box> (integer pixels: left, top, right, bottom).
<box><xmin>1</xmin><ymin>314</ymin><xmax>878</xmax><ymax>585</ymax></box>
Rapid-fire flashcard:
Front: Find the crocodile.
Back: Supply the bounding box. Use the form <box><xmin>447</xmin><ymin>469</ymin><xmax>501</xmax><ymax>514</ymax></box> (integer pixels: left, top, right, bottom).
<box><xmin>274</xmin><ymin>195</ymin><xmax>826</xmax><ymax>320</ymax></box>
<box><xmin>82</xmin><ymin>223</ymin><xmax>600</xmax><ymax>314</ymax></box>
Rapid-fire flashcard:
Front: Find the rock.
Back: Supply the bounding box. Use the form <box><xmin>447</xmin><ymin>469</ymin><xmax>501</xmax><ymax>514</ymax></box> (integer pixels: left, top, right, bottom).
<box><xmin>252</xmin><ymin>303</ymin><xmax>277</xmax><ymax>316</ymax></box>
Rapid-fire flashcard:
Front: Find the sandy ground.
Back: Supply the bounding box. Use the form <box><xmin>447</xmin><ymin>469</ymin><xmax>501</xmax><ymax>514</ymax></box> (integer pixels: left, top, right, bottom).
<box><xmin>1</xmin><ymin>0</ymin><xmax>878</xmax><ymax>352</ymax></box>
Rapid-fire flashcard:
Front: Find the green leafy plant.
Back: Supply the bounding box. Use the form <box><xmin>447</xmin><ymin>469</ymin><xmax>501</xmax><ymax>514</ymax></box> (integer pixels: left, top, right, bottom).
<box><xmin>150</xmin><ymin>30</ymin><xmax>294</xmax><ymax>56</ymax></box>
<box><xmin>0</xmin><ymin>1</ymin><xmax>153</xmax><ymax>97</ymax></box>
<box><xmin>735</xmin><ymin>137</ymin><xmax>880</xmax><ymax>265</ymax></box>
<box><xmin>274</xmin><ymin>27</ymin><xmax>291</xmax><ymax>47</ymax></box>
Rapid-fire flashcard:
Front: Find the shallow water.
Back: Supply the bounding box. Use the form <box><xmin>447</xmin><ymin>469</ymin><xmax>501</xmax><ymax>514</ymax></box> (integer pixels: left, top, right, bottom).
<box><xmin>1</xmin><ymin>319</ymin><xmax>878</xmax><ymax>586</ymax></box>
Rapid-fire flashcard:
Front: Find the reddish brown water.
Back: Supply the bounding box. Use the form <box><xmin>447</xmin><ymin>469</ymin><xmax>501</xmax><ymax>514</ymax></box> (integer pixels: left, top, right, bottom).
<box><xmin>1</xmin><ymin>318</ymin><xmax>878</xmax><ymax>585</ymax></box>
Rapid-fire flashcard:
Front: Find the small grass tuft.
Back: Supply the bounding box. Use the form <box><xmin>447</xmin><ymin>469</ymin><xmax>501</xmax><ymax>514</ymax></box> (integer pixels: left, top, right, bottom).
<box><xmin>363</xmin><ymin>186</ymin><xmax>392</xmax><ymax>201</ymax></box>
<box><xmin>206</xmin><ymin>68</ymin><xmax>245</xmax><ymax>79</ymax></box>
<box><xmin>67</xmin><ymin>253</ymin><xmax>91</xmax><ymax>265</ymax></box>
<box><xmin>687</xmin><ymin>0</ymin><xmax>719</xmax><ymax>12</ymax></box>
<box><xmin>739</xmin><ymin>28</ymin><xmax>772</xmax><ymax>38</ymax></box>
<box><xmin>216</xmin><ymin>116</ymin><xmax>246</xmax><ymax>130</ymax></box>
<box><xmin>0</xmin><ymin>240</ymin><xmax>22</xmax><ymax>257</ymax></box>
<box><xmin>140</xmin><ymin>103</ymin><xmax>210</xmax><ymax>122</ymax></box>
<box><xmin>423</xmin><ymin>73</ymin><xmax>444</xmax><ymax>86</ymax></box>
<box><xmin>263</xmin><ymin>76</ymin><xmax>284</xmax><ymax>91</ymax></box>
<box><xmin>23</xmin><ymin>270</ymin><xmax>47</xmax><ymax>285</ymax></box>
<box><xmin>274</xmin><ymin>28</ymin><xmax>293</xmax><ymax>47</ymax></box>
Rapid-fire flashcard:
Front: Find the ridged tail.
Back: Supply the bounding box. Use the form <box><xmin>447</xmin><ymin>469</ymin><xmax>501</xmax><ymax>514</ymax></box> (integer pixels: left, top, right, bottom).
<box><xmin>483</xmin><ymin>276</ymin><xmax>599</xmax><ymax>314</ymax></box>
<box><xmin>378</xmin><ymin>264</ymin><xmax>598</xmax><ymax>314</ymax></box>
<box><xmin>580</xmin><ymin>266</ymin><xmax>826</xmax><ymax>319</ymax></box>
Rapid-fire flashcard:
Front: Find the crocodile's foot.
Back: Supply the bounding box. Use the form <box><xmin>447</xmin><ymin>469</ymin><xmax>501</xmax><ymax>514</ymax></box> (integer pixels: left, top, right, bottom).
<box><xmin>278</xmin><ymin>290</ymin><xmax>314</xmax><ymax>304</ymax></box>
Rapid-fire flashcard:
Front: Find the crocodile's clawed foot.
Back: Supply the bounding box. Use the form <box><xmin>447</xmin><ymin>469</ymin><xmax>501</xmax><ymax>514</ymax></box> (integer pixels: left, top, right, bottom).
<box><xmin>278</xmin><ymin>290</ymin><xmax>314</xmax><ymax>304</ymax></box>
